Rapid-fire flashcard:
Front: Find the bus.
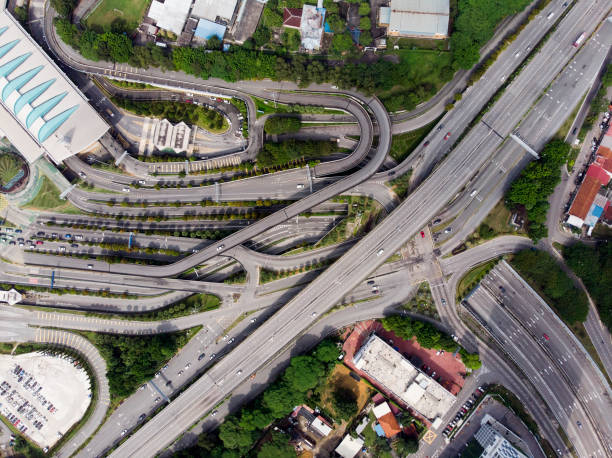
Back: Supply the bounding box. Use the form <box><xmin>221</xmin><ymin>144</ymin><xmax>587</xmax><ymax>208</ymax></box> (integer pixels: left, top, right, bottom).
<box><xmin>573</xmin><ymin>32</ymin><xmax>586</xmax><ymax>47</ymax></box>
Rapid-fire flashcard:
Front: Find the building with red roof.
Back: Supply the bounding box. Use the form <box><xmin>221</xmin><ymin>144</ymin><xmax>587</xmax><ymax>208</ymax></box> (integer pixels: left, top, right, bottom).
<box><xmin>372</xmin><ymin>402</ymin><xmax>401</xmax><ymax>438</ymax></box>
<box><xmin>567</xmin><ymin>124</ymin><xmax>612</xmax><ymax>231</ymax></box>
<box><xmin>283</xmin><ymin>8</ymin><xmax>302</xmax><ymax>29</ymax></box>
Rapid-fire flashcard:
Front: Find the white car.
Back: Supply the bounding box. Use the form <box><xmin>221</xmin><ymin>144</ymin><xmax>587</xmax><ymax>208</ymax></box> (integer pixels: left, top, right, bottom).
<box><xmin>296</xmin><ymin>184</ymin><xmax>304</xmax><ymax>189</ymax></box>
<box><xmin>217</xmin><ymin>244</ymin><xmax>225</xmax><ymax>251</ymax></box>
<box><xmin>377</xmin><ymin>249</ymin><xmax>385</xmax><ymax>256</ymax></box>
<box><xmin>122</xmin><ymin>187</ymin><xmax>130</xmax><ymax>192</ymax></box>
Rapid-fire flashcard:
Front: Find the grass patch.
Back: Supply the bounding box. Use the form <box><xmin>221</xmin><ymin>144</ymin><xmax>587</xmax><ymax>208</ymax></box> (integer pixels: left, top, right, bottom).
<box><xmin>0</xmin><ymin>153</ymin><xmax>23</xmax><ymax>186</ymax></box>
<box><xmin>0</xmin><ymin>342</ymin><xmax>15</xmax><ymax>354</ymax></box>
<box><xmin>466</xmin><ymin>200</ymin><xmax>525</xmax><ymax>246</ymax></box>
<box><xmin>403</xmin><ymin>281</ymin><xmax>439</xmax><ymax>319</ymax></box>
<box><xmin>21</xmin><ymin>176</ymin><xmax>81</xmax><ymax>214</ymax></box>
<box><xmin>319</xmin><ymin>364</ymin><xmax>372</xmax><ymax>422</ymax></box>
<box><xmin>112</xmin><ymin>97</ymin><xmax>228</xmax><ymax>134</ymax></box>
<box><xmin>104</xmin><ymin>78</ymin><xmax>155</xmax><ymax>90</ymax></box>
<box><xmin>388</xmin><ymin>169</ymin><xmax>412</xmax><ymax>199</ymax></box>
<box><xmin>389</xmin><ymin>118</ymin><xmax>440</xmax><ymax>163</ymax></box>
<box><xmin>457</xmin><ymin>260</ymin><xmax>498</xmax><ymax>301</ymax></box>
<box><xmin>85</xmin><ymin>0</ymin><xmax>150</xmax><ymax>31</ymax></box>
<box><xmin>256</xmin><ymin>139</ymin><xmax>338</xmax><ymax>168</ymax></box>
<box><xmin>259</xmin><ymin>259</ymin><xmax>333</xmax><ymax>284</ymax></box>
<box><xmin>317</xmin><ymin>196</ymin><xmax>383</xmax><ymax>248</ymax></box>
<box><xmin>487</xmin><ymin>385</ymin><xmax>539</xmax><ymax>435</ymax></box>
<box><xmin>252</xmin><ymin>96</ymin><xmax>345</xmax><ymax>118</ymax></box>
<box><xmin>379</xmin><ymin>49</ymin><xmax>453</xmax><ymax>113</ymax></box>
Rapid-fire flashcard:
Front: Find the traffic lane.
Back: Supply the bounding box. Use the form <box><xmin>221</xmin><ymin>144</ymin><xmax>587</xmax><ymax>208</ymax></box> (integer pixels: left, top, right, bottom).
<box><xmin>382</xmin><ymin>0</ymin><xmax>570</xmax><ymax>181</ymax></box>
<box><xmin>440</xmin><ymin>25</ymin><xmax>612</xmax><ymax>252</ymax></box>
<box><xmin>467</xmin><ymin>288</ymin><xmax>598</xmax><ymax>457</ymax></box>
<box><xmin>482</xmin><ymin>264</ymin><xmax>612</xmax><ymax>442</ymax></box>
<box><xmin>101</xmin><ymin>102</ymin><xmax>376</xmax><ymax>278</ymax></box>
<box><xmin>149</xmin><ymin>113</ymin><xmax>534</xmax><ymax>456</ymax></box>
<box><xmin>103</xmin><ymin>1</ymin><xmax>596</xmax><ymax>452</ymax></box>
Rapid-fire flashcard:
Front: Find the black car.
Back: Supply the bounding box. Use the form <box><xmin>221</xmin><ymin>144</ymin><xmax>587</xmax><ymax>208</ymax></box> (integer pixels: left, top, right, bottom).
<box><xmin>198</xmin><ymin>353</ymin><xmax>206</xmax><ymax>361</ymax></box>
<box><xmin>423</xmin><ymin>141</ymin><xmax>430</xmax><ymax>147</ymax></box>
<box><xmin>138</xmin><ymin>414</ymin><xmax>146</xmax><ymax>422</ymax></box>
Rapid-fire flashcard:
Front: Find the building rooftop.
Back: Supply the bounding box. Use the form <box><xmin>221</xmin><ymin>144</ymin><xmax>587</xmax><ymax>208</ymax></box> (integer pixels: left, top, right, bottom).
<box><xmin>335</xmin><ymin>435</ymin><xmax>364</xmax><ymax>458</ymax></box>
<box><xmin>475</xmin><ymin>419</ymin><xmax>528</xmax><ymax>458</ymax></box>
<box><xmin>569</xmin><ymin>175</ymin><xmax>603</xmax><ymax>220</ymax></box>
<box><xmin>353</xmin><ymin>334</ymin><xmax>455</xmax><ymax>421</ymax></box>
<box><xmin>283</xmin><ymin>7</ymin><xmax>302</xmax><ymax>29</ymax></box>
<box><xmin>194</xmin><ymin>18</ymin><xmax>226</xmax><ymax>41</ymax></box>
<box><xmin>0</xmin><ymin>10</ymin><xmax>108</xmax><ymax>164</ymax></box>
<box><xmin>300</xmin><ymin>4</ymin><xmax>325</xmax><ymax>51</ymax></box>
<box><xmin>192</xmin><ymin>0</ymin><xmax>237</xmax><ymax>22</ymax></box>
<box><xmin>311</xmin><ymin>416</ymin><xmax>332</xmax><ymax>437</ymax></box>
<box><xmin>386</xmin><ymin>0</ymin><xmax>449</xmax><ymax>37</ymax></box>
<box><xmin>147</xmin><ymin>0</ymin><xmax>193</xmax><ymax>35</ymax></box>
<box><xmin>0</xmin><ymin>288</ymin><xmax>22</xmax><ymax>305</ymax></box>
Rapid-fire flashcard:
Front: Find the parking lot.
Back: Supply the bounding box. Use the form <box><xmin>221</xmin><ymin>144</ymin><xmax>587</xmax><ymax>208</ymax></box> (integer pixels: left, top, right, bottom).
<box><xmin>0</xmin><ymin>352</ymin><xmax>91</xmax><ymax>448</ymax></box>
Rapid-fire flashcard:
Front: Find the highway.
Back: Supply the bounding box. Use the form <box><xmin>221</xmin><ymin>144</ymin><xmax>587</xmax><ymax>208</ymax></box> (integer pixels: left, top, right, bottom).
<box><xmin>466</xmin><ymin>261</ymin><xmax>612</xmax><ymax>457</ymax></box>
<box><xmin>0</xmin><ymin>0</ymin><xmax>608</xmax><ymax>455</ymax></box>
<box><xmin>109</xmin><ymin>3</ymin><xmax>612</xmax><ymax>456</ymax></box>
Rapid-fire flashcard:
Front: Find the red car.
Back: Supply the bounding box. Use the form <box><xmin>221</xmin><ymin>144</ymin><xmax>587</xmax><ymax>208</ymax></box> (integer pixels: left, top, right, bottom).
<box><xmin>444</xmin><ymin>132</ymin><xmax>451</xmax><ymax>140</ymax></box>
<box><xmin>543</xmin><ymin>333</ymin><xmax>550</xmax><ymax>341</ymax></box>
<box><xmin>423</xmin><ymin>141</ymin><xmax>430</xmax><ymax>147</ymax></box>
<box><xmin>420</xmin><ymin>231</ymin><xmax>425</xmax><ymax>238</ymax></box>
<box><xmin>36</xmin><ymin>240</ymin><xmax>43</xmax><ymax>245</ymax></box>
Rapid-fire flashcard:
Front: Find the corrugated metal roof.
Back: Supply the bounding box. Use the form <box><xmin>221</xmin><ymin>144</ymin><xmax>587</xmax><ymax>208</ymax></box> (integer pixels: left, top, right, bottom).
<box><xmin>147</xmin><ymin>0</ymin><xmax>192</xmax><ymax>35</ymax></box>
<box><xmin>387</xmin><ymin>0</ymin><xmax>449</xmax><ymax>37</ymax></box>
<box><xmin>192</xmin><ymin>0</ymin><xmax>237</xmax><ymax>22</ymax></box>
<box><xmin>194</xmin><ymin>18</ymin><xmax>226</xmax><ymax>40</ymax></box>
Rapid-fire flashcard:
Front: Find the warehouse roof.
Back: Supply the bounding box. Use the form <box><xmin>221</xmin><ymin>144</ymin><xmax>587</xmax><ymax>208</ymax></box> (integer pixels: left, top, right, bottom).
<box><xmin>386</xmin><ymin>0</ymin><xmax>449</xmax><ymax>37</ymax></box>
<box><xmin>192</xmin><ymin>0</ymin><xmax>237</xmax><ymax>22</ymax></box>
<box><xmin>0</xmin><ymin>9</ymin><xmax>107</xmax><ymax>164</ymax></box>
<box><xmin>353</xmin><ymin>334</ymin><xmax>455</xmax><ymax>421</ymax></box>
<box><xmin>147</xmin><ymin>0</ymin><xmax>192</xmax><ymax>35</ymax></box>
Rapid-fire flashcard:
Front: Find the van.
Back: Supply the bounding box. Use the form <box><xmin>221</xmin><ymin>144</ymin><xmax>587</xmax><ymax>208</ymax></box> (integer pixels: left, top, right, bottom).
<box><xmin>377</xmin><ymin>249</ymin><xmax>385</xmax><ymax>256</ymax></box>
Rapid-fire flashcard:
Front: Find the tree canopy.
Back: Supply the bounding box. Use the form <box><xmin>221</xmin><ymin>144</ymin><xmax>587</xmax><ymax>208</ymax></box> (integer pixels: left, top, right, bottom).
<box><xmin>563</xmin><ymin>242</ymin><xmax>612</xmax><ymax>331</ymax></box>
<box><xmin>264</xmin><ymin>116</ymin><xmax>302</xmax><ymax>135</ymax></box>
<box><xmin>511</xmin><ymin>249</ymin><xmax>589</xmax><ymax>324</ymax></box>
<box><xmin>506</xmin><ymin>140</ymin><xmax>570</xmax><ymax>240</ymax></box>
<box><xmin>451</xmin><ymin>0</ymin><xmax>531</xmax><ymax>69</ymax></box>
<box><xmin>331</xmin><ymin>387</ymin><xmax>358</xmax><ymax>420</ymax></box>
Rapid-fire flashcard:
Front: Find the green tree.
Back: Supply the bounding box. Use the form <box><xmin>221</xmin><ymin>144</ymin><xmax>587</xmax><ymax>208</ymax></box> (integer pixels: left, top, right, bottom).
<box><xmin>51</xmin><ymin>0</ymin><xmax>75</xmax><ymax>17</ymax></box>
<box><xmin>393</xmin><ymin>434</ymin><xmax>419</xmax><ymax>455</ymax></box>
<box><xmin>359</xmin><ymin>16</ymin><xmax>371</xmax><ymax>30</ymax></box>
<box><xmin>264</xmin><ymin>116</ymin><xmax>302</xmax><ymax>134</ymax></box>
<box><xmin>332</xmin><ymin>387</ymin><xmax>358</xmax><ymax>420</ymax></box>
<box><xmin>331</xmin><ymin>32</ymin><xmax>354</xmax><ymax>54</ymax></box>
<box><xmin>327</xmin><ymin>14</ymin><xmax>345</xmax><ymax>34</ymax></box>
<box><xmin>359</xmin><ymin>30</ymin><xmax>372</xmax><ymax>46</ymax></box>
<box><xmin>358</xmin><ymin>2</ymin><xmax>371</xmax><ymax>15</ymax></box>
<box><xmin>314</xmin><ymin>339</ymin><xmax>340</xmax><ymax>362</ymax></box>
<box><xmin>218</xmin><ymin>417</ymin><xmax>255</xmax><ymax>450</ymax></box>
<box><xmin>563</xmin><ymin>243</ymin><xmax>612</xmax><ymax>331</ymax></box>
<box><xmin>459</xmin><ymin>349</ymin><xmax>482</xmax><ymax>370</ymax></box>
<box><xmin>283</xmin><ymin>355</ymin><xmax>325</xmax><ymax>392</ymax></box>
<box><xmin>257</xmin><ymin>431</ymin><xmax>294</xmax><ymax>458</ymax></box>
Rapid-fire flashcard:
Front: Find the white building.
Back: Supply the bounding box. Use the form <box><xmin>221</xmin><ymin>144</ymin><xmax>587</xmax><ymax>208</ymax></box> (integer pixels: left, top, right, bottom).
<box><xmin>379</xmin><ymin>0</ymin><xmax>449</xmax><ymax>38</ymax></box>
<box><xmin>300</xmin><ymin>4</ymin><xmax>324</xmax><ymax>51</ymax></box>
<box><xmin>335</xmin><ymin>435</ymin><xmax>364</xmax><ymax>458</ymax></box>
<box><xmin>191</xmin><ymin>0</ymin><xmax>238</xmax><ymax>23</ymax></box>
<box><xmin>147</xmin><ymin>0</ymin><xmax>193</xmax><ymax>35</ymax></box>
<box><xmin>353</xmin><ymin>334</ymin><xmax>455</xmax><ymax>422</ymax></box>
<box><xmin>475</xmin><ymin>416</ymin><xmax>530</xmax><ymax>458</ymax></box>
<box><xmin>0</xmin><ymin>288</ymin><xmax>22</xmax><ymax>305</ymax></box>
<box><xmin>0</xmin><ymin>7</ymin><xmax>108</xmax><ymax>164</ymax></box>
<box><xmin>152</xmin><ymin>119</ymin><xmax>191</xmax><ymax>152</ymax></box>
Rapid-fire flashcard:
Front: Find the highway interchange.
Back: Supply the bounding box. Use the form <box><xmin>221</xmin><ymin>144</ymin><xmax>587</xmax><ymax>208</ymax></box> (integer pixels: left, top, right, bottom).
<box><xmin>0</xmin><ymin>0</ymin><xmax>610</xmax><ymax>456</ymax></box>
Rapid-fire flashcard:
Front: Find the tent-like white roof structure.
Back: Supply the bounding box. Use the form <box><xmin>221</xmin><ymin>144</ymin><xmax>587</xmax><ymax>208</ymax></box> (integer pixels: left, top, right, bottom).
<box><xmin>0</xmin><ymin>8</ymin><xmax>108</xmax><ymax>164</ymax></box>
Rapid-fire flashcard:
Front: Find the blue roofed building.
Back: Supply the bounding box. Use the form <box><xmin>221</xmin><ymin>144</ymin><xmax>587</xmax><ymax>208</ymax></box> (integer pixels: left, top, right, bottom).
<box><xmin>194</xmin><ymin>18</ymin><xmax>227</xmax><ymax>41</ymax></box>
<box><xmin>0</xmin><ymin>4</ymin><xmax>108</xmax><ymax>164</ymax></box>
